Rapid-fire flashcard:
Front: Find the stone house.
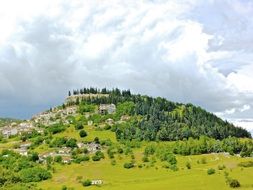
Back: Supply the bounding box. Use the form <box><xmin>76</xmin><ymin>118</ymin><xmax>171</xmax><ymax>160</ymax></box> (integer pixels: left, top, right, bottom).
<box><xmin>99</xmin><ymin>104</ymin><xmax>116</xmax><ymax>114</ymax></box>
<box><xmin>106</xmin><ymin>118</ymin><xmax>114</xmax><ymax>126</ymax></box>
<box><xmin>91</xmin><ymin>180</ymin><xmax>103</xmax><ymax>185</ymax></box>
<box><xmin>1</xmin><ymin>127</ymin><xmax>18</xmax><ymax>138</ymax></box>
<box><xmin>85</xmin><ymin>142</ymin><xmax>101</xmax><ymax>153</ymax></box>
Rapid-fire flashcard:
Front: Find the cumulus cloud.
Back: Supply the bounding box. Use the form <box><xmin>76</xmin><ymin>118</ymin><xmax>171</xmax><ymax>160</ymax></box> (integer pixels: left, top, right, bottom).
<box><xmin>0</xmin><ymin>0</ymin><xmax>253</xmax><ymax>135</ymax></box>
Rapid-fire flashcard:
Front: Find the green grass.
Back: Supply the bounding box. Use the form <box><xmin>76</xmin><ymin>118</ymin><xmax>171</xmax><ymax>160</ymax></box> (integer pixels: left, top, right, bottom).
<box><xmin>54</xmin><ymin>125</ymin><xmax>116</xmax><ymax>142</ymax></box>
<box><xmin>37</xmin><ymin>152</ymin><xmax>253</xmax><ymax>190</ymax></box>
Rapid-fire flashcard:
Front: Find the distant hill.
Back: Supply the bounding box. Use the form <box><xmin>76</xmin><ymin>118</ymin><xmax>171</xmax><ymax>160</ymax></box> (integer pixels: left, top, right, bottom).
<box><xmin>0</xmin><ymin>118</ymin><xmax>21</xmax><ymax>128</ymax></box>
<box><xmin>66</xmin><ymin>88</ymin><xmax>251</xmax><ymax>141</ymax></box>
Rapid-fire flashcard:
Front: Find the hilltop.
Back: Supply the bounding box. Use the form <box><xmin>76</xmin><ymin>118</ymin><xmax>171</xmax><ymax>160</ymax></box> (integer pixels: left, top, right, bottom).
<box><xmin>0</xmin><ymin>88</ymin><xmax>252</xmax><ymax>190</ymax></box>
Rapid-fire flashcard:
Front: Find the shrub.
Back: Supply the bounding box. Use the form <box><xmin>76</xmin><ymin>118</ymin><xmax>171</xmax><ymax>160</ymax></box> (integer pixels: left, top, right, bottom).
<box><xmin>118</xmin><ymin>148</ymin><xmax>124</xmax><ymax>154</ymax></box>
<box><xmin>66</xmin><ymin>138</ymin><xmax>77</xmax><ymax>148</ymax></box>
<box><xmin>207</xmin><ymin>168</ymin><xmax>215</xmax><ymax>175</ymax></box>
<box><xmin>218</xmin><ymin>165</ymin><xmax>226</xmax><ymax>170</ymax></box>
<box><xmin>95</xmin><ymin>151</ymin><xmax>105</xmax><ymax>159</ymax></box>
<box><xmin>94</xmin><ymin>137</ymin><xmax>100</xmax><ymax>144</ymax></box>
<box><xmin>74</xmin><ymin>155</ymin><xmax>90</xmax><ymax>163</ymax></box>
<box><xmin>75</xmin><ymin>123</ymin><xmax>84</xmax><ymax>130</ymax></box>
<box><xmin>19</xmin><ymin>167</ymin><xmax>52</xmax><ymax>182</ymax></box>
<box><xmin>200</xmin><ymin>157</ymin><xmax>207</xmax><ymax>164</ymax></box>
<box><xmin>228</xmin><ymin>179</ymin><xmax>240</xmax><ymax>188</ymax></box>
<box><xmin>186</xmin><ymin>162</ymin><xmax>191</xmax><ymax>169</ymax></box>
<box><xmin>54</xmin><ymin>156</ymin><xmax>62</xmax><ymax>163</ymax></box>
<box><xmin>111</xmin><ymin>159</ymin><xmax>116</xmax><ymax>166</ymax></box>
<box><xmin>82</xmin><ymin>179</ymin><xmax>92</xmax><ymax>187</ymax></box>
<box><xmin>124</xmin><ymin>162</ymin><xmax>134</xmax><ymax>169</ymax></box>
<box><xmin>83</xmin><ymin>148</ymin><xmax>89</xmax><ymax>154</ymax></box>
<box><xmin>79</xmin><ymin>130</ymin><xmax>87</xmax><ymax>138</ymax></box>
<box><xmin>142</xmin><ymin>156</ymin><xmax>149</xmax><ymax>162</ymax></box>
<box><xmin>104</xmin><ymin>125</ymin><xmax>111</xmax><ymax>130</ymax></box>
<box><xmin>92</xmin><ymin>155</ymin><xmax>101</xmax><ymax>161</ymax></box>
<box><xmin>238</xmin><ymin>161</ymin><xmax>253</xmax><ymax>168</ymax></box>
<box><xmin>170</xmin><ymin>164</ymin><xmax>178</xmax><ymax>171</ymax></box>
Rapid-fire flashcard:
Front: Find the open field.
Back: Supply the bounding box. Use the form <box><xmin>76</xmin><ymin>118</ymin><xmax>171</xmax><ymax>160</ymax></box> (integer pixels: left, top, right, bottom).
<box><xmin>38</xmin><ymin>152</ymin><xmax>253</xmax><ymax>190</ymax></box>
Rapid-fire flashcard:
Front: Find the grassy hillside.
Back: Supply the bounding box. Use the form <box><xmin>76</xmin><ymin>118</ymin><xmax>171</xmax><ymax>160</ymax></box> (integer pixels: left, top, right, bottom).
<box><xmin>0</xmin><ymin>88</ymin><xmax>252</xmax><ymax>190</ymax></box>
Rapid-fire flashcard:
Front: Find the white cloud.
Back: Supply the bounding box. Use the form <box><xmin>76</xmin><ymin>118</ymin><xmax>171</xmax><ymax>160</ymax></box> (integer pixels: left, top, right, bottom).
<box><xmin>0</xmin><ymin>0</ymin><xmax>253</xmax><ymax>125</ymax></box>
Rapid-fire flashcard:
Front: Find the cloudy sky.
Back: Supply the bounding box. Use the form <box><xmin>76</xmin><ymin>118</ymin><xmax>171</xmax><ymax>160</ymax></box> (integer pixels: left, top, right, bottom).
<box><xmin>0</xmin><ymin>0</ymin><xmax>253</xmax><ymax>133</ymax></box>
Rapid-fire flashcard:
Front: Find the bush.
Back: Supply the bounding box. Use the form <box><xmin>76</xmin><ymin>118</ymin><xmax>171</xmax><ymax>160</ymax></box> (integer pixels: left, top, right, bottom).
<box><xmin>104</xmin><ymin>125</ymin><xmax>111</xmax><ymax>130</ymax></box>
<box><xmin>118</xmin><ymin>147</ymin><xmax>124</xmax><ymax>154</ymax></box>
<box><xmin>111</xmin><ymin>159</ymin><xmax>116</xmax><ymax>166</ymax></box>
<box><xmin>200</xmin><ymin>157</ymin><xmax>207</xmax><ymax>164</ymax></box>
<box><xmin>66</xmin><ymin>138</ymin><xmax>77</xmax><ymax>148</ymax></box>
<box><xmin>75</xmin><ymin>123</ymin><xmax>84</xmax><ymax>130</ymax></box>
<box><xmin>92</xmin><ymin>155</ymin><xmax>101</xmax><ymax>161</ymax></box>
<box><xmin>83</xmin><ymin>148</ymin><xmax>89</xmax><ymax>154</ymax></box>
<box><xmin>124</xmin><ymin>162</ymin><xmax>134</xmax><ymax>169</ymax></box>
<box><xmin>207</xmin><ymin>168</ymin><xmax>215</xmax><ymax>175</ymax></box>
<box><xmin>48</xmin><ymin>124</ymin><xmax>66</xmax><ymax>134</ymax></box>
<box><xmin>79</xmin><ymin>130</ymin><xmax>87</xmax><ymax>138</ymax></box>
<box><xmin>186</xmin><ymin>162</ymin><xmax>191</xmax><ymax>169</ymax></box>
<box><xmin>228</xmin><ymin>179</ymin><xmax>240</xmax><ymax>188</ymax></box>
<box><xmin>218</xmin><ymin>165</ymin><xmax>226</xmax><ymax>170</ymax></box>
<box><xmin>54</xmin><ymin>156</ymin><xmax>62</xmax><ymax>163</ymax></box>
<box><xmin>95</xmin><ymin>151</ymin><xmax>105</xmax><ymax>159</ymax></box>
<box><xmin>19</xmin><ymin>167</ymin><xmax>52</xmax><ymax>182</ymax></box>
<box><xmin>142</xmin><ymin>156</ymin><xmax>149</xmax><ymax>162</ymax></box>
<box><xmin>238</xmin><ymin>161</ymin><xmax>253</xmax><ymax>168</ymax></box>
<box><xmin>82</xmin><ymin>179</ymin><xmax>92</xmax><ymax>187</ymax></box>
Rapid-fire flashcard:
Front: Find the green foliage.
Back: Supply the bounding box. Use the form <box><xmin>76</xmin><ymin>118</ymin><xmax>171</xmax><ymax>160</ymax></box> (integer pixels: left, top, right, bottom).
<box><xmin>186</xmin><ymin>162</ymin><xmax>191</xmax><ymax>169</ymax></box>
<box><xmin>238</xmin><ymin>161</ymin><xmax>253</xmax><ymax>168</ymax></box>
<box><xmin>54</xmin><ymin>156</ymin><xmax>62</xmax><ymax>163</ymax></box>
<box><xmin>47</xmin><ymin>123</ymin><xmax>66</xmax><ymax>134</ymax></box>
<box><xmin>142</xmin><ymin>156</ymin><xmax>149</xmax><ymax>162</ymax></box>
<box><xmin>50</xmin><ymin>137</ymin><xmax>67</xmax><ymax>148</ymax></box>
<box><xmin>79</xmin><ymin>130</ymin><xmax>87</xmax><ymax>138</ymax></box>
<box><xmin>75</xmin><ymin>123</ymin><xmax>84</xmax><ymax>130</ymax></box>
<box><xmin>82</xmin><ymin>179</ymin><xmax>92</xmax><ymax>187</ymax></box>
<box><xmin>66</xmin><ymin>138</ymin><xmax>77</xmax><ymax>148</ymax></box>
<box><xmin>73</xmin><ymin>155</ymin><xmax>90</xmax><ymax>163</ymax></box>
<box><xmin>207</xmin><ymin>168</ymin><xmax>215</xmax><ymax>175</ymax></box>
<box><xmin>92</xmin><ymin>155</ymin><xmax>101</xmax><ymax>161</ymax></box>
<box><xmin>217</xmin><ymin>165</ymin><xmax>226</xmax><ymax>170</ymax></box>
<box><xmin>228</xmin><ymin>179</ymin><xmax>240</xmax><ymax>188</ymax></box>
<box><xmin>29</xmin><ymin>152</ymin><xmax>39</xmax><ymax>162</ymax></box>
<box><xmin>200</xmin><ymin>157</ymin><xmax>207</xmax><ymax>164</ymax></box>
<box><xmin>124</xmin><ymin>162</ymin><xmax>134</xmax><ymax>169</ymax></box>
<box><xmin>79</xmin><ymin>103</ymin><xmax>96</xmax><ymax>114</ymax></box>
<box><xmin>19</xmin><ymin>167</ymin><xmax>51</xmax><ymax>182</ymax></box>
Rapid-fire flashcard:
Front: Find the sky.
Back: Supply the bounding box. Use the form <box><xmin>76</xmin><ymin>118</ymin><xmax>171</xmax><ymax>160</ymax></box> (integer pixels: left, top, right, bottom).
<box><xmin>0</xmin><ymin>0</ymin><xmax>253</xmax><ymax>134</ymax></box>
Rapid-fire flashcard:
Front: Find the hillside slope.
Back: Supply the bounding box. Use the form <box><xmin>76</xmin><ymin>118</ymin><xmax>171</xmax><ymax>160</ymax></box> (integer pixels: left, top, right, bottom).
<box><xmin>66</xmin><ymin>88</ymin><xmax>251</xmax><ymax>141</ymax></box>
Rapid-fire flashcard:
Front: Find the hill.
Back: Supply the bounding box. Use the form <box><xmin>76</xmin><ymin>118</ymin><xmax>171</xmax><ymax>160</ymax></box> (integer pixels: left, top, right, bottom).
<box><xmin>0</xmin><ymin>88</ymin><xmax>252</xmax><ymax>190</ymax></box>
<box><xmin>0</xmin><ymin>118</ymin><xmax>21</xmax><ymax>128</ymax></box>
<box><xmin>67</xmin><ymin>87</ymin><xmax>251</xmax><ymax>140</ymax></box>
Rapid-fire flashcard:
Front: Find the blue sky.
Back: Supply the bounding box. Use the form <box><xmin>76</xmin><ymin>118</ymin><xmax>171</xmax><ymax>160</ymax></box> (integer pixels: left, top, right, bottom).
<box><xmin>0</xmin><ymin>0</ymin><xmax>253</xmax><ymax>134</ymax></box>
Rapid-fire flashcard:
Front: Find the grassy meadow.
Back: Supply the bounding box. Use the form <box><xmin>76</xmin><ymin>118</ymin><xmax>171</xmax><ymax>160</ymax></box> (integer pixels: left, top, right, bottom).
<box><xmin>36</xmin><ymin>126</ymin><xmax>253</xmax><ymax>190</ymax></box>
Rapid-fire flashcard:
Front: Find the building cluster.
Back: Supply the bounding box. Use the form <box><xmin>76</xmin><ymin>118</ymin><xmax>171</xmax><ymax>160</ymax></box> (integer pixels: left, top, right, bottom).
<box><xmin>14</xmin><ymin>141</ymin><xmax>32</xmax><ymax>156</ymax></box>
<box><xmin>37</xmin><ymin>142</ymin><xmax>101</xmax><ymax>164</ymax></box>
<box><xmin>32</xmin><ymin>106</ymin><xmax>77</xmax><ymax>126</ymax></box>
<box><xmin>0</xmin><ymin>122</ymin><xmax>42</xmax><ymax>138</ymax></box>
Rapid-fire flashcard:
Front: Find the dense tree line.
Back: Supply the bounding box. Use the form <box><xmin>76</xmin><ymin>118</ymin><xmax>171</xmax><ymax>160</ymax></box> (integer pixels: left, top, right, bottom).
<box><xmin>0</xmin><ymin>150</ymin><xmax>51</xmax><ymax>187</ymax></box>
<box><xmin>143</xmin><ymin>136</ymin><xmax>253</xmax><ymax>157</ymax></box>
<box><xmin>68</xmin><ymin>87</ymin><xmax>251</xmax><ymax>141</ymax></box>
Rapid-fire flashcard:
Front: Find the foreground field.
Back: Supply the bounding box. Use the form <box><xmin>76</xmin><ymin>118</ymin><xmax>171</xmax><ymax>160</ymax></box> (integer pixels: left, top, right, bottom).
<box><xmin>38</xmin><ymin>153</ymin><xmax>253</xmax><ymax>190</ymax></box>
